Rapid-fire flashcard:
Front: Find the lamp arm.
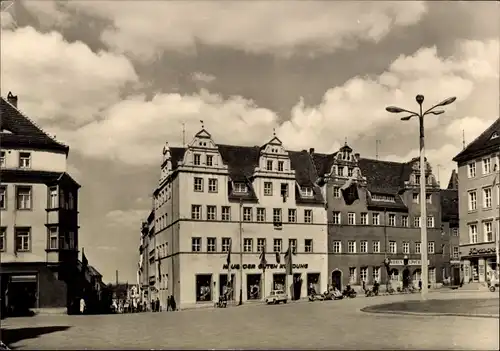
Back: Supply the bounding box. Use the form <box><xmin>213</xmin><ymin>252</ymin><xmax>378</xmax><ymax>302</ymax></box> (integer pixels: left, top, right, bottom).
<box><xmin>400</xmin><ymin>108</ymin><xmax>419</xmax><ymax>115</ymax></box>
<box><xmin>423</xmin><ymin>103</ymin><xmax>442</xmax><ymax>116</ymax></box>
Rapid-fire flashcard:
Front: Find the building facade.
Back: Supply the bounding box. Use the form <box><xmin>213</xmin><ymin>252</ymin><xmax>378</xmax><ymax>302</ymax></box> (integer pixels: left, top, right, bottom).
<box><xmin>453</xmin><ymin>118</ymin><xmax>500</xmax><ymax>283</ymax></box>
<box><xmin>441</xmin><ymin>171</ymin><xmax>461</xmax><ymax>285</ymax></box>
<box><xmin>148</xmin><ymin>128</ymin><xmax>328</xmax><ymax>309</ymax></box>
<box><xmin>0</xmin><ymin>92</ymin><xmax>82</xmax><ymax>315</ymax></box>
<box><xmin>313</xmin><ymin>143</ymin><xmax>453</xmax><ymax>289</ymax></box>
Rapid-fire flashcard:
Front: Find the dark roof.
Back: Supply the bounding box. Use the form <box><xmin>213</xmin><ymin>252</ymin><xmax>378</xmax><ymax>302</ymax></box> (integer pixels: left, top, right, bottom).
<box><xmin>453</xmin><ymin>118</ymin><xmax>500</xmax><ymax>163</ymax></box>
<box><xmin>0</xmin><ymin>169</ymin><xmax>80</xmax><ymax>188</ymax></box>
<box><xmin>312</xmin><ymin>153</ymin><xmax>337</xmax><ymax>177</ymax></box>
<box><xmin>88</xmin><ymin>265</ymin><xmax>102</xmax><ymax>278</ymax></box>
<box><xmin>447</xmin><ymin>170</ymin><xmax>458</xmax><ymax>190</ymax></box>
<box><xmin>441</xmin><ymin>189</ymin><xmax>458</xmax><ymax>223</ymax></box>
<box><xmin>358</xmin><ymin>158</ymin><xmax>406</xmax><ymax>194</ymax></box>
<box><xmin>0</xmin><ymin>96</ymin><xmax>69</xmax><ymax>153</ymax></box>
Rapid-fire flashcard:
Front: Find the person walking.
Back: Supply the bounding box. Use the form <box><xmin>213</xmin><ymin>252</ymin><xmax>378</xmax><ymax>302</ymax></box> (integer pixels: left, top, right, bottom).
<box><xmin>79</xmin><ymin>297</ymin><xmax>86</xmax><ymax>315</ymax></box>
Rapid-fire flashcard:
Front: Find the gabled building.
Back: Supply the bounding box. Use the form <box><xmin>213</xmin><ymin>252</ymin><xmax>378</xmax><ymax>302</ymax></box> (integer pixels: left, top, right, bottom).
<box><xmin>453</xmin><ymin>118</ymin><xmax>500</xmax><ymax>284</ymax></box>
<box><xmin>150</xmin><ymin>128</ymin><xmax>328</xmax><ymax>309</ymax></box>
<box><xmin>313</xmin><ymin>143</ymin><xmax>450</xmax><ymax>289</ymax></box>
<box><xmin>0</xmin><ymin>92</ymin><xmax>82</xmax><ymax>315</ymax></box>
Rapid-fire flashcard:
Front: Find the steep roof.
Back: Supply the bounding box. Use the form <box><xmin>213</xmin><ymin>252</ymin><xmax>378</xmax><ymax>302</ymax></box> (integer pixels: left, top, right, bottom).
<box><xmin>440</xmin><ymin>189</ymin><xmax>458</xmax><ymax>223</ymax></box>
<box><xmin>447</xmin><ymin>169</ymin><xmax>458</xmax><ymax>190</ymax></box>
<box><xmin>0</xmin><ymin>96</ymin><xmax>69</xmax><ymax>153</ymax></box>
<box><xmin>358</xmin><ymin>158</ymin><xmax>407</xmax><ymax>194</ymax></box>
<box><xmin>453</xmin><ymin>118</ymin><xmax>500</xmax><ymax>163</ymax></box>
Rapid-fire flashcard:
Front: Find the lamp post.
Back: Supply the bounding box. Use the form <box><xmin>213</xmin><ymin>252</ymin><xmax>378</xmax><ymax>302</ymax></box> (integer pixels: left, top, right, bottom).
<box><xmin>386</xmin><ymin>95</ymin><xmax>456</xmax><ymax>300</ymax></box>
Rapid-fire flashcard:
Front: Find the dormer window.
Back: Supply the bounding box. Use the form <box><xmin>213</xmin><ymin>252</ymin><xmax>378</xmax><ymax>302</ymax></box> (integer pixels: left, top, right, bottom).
<box><xmin>348</xmin><ymin>168</ymin><xmax>353</xmax><ymax>177</ymax></box>
<box><xmin>337</xmin><ymin>167</ymin><xmax>344</xmax><ymax>177</ymax></box>
<box><xmin>278</xmin><ymin>161</ymin><xmax>284</xmax><ymax>171</ymax></box>
<box><xmin>371</xmin><ymin>194</ymin><xmax>395</xmax><ymax>203</ymax></box>
<box><xmin>193</xmin><ymin>154</ymin><xmax>201</xmax><ymax>166</ymax></box>
<box><xmin>206</xmin><ymin>155</ymin><xmax>213</xmax><ymax>166</ymax></box>
<box><xmin>266</xmin><ymin>160</ymin><xmax>273</xmax><ymax>171</ymax></box>
<box><xmin>491</xmin><ymin>132</ymin><xmax>499</xmax><ymax>140</ymax></box>
<box><xmin>234</xmin><ymin>183</ymin><xmax>248</xmax><ymax>193</ymax></box>
<box><xmin>301</xmin><ymin>187</ymin><xmax>314</xmax><ymax>197</ymax></box>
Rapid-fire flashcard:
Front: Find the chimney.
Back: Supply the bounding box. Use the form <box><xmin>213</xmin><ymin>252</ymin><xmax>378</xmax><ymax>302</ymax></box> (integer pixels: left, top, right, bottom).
<box><xmin>7</xmin><ymin>92</ymin><xmax>18</xmax><ymax>108</ymax></box>
<box><xmin>309</xmin><ymin>148</ymin><xmax>315</xmax><ymax>155</ymax></box>
<box><xmin>355</xmin><ymin>153</ymin><xmax>360</xmax><ymax>159</ymax></box>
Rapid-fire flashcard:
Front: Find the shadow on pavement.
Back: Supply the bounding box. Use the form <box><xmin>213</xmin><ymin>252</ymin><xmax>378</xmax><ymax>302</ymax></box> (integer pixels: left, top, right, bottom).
<box><xmin>1</xmin><ymin>326</ymin><xmax>70</xmax><ymax>349</ymax></box>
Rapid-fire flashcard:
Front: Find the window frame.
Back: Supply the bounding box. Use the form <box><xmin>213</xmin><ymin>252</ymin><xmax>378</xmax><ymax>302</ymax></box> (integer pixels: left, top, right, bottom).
<box><xmin>191</xmin><ymin>237</ymin><xmax>201</xmax><ymax>252</ymax></box>
<box><xmin>304</xmin><ymin>239</ymin><xmax>313</xmax><ymax>253</ymax></box>
<box><xmin>257</xmin><ymin>208</ymin><xmax>266</xmax><ymax>222</ymax></box>
<box><xmin>16</xmin><ymin>185</ymin><xmax>32</xmax><ymax>210</ymax></box>
<box><xmin>19</xmin><ymin>152</ymin><xmax>31</xmax><ymax>169</ymax></box>
<box><xmin>206</xmin><ymin>205</ymin><xmax>217</xmax><ymax>221</ymax></box>
<box><xmin>193</xmin><ymin>177</ymin><xmax>204</xmax><ymax>192</ymax></box>
<box><xmin>264</xmin><ymin>182</ymin><xmax>273</xmax><ymax>196</ymax></box>
<box><xmin>304</xmin><ymin>209</ymin><xmax>313</xmax><ymax>223</ymax></box>
<box><xmin>191</xmin><ymin>205</ymin><xmax>202</xmax><ymax>220</ymax></box>
<box><xmin>208</xmin><ymin>178</ymin><xmax>218</xmax><ymax>193</ymax></box>
<box><xmin>207</xmin><ymin>237</ymin><xmax>216</xmax><ymax>252</ymax></box>
<box><xmin>48</xmin><ymin>226</ymin><xmax>59</xmax><ymax>250</ymax></box>
<box><xmin>15</xmin><ymin>226</ymin><xmax>31</xmax><ymax>252</ymax></box>
<box><xmin>221</xmin><ymin>206</ymin><xmax>231</xmax><ymax>221</ymax></box>
<box><xmin>0</xmin><ymin>185</ymin><xmax>7</xmax><ymax>210</ymax></box>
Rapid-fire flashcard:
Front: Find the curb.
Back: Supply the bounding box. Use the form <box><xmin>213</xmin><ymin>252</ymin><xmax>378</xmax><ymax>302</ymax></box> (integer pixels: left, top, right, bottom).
<box><xmin>360</xmin><ymin>308</ymin><xmax>499</xmax><ymax>319</ymax></box>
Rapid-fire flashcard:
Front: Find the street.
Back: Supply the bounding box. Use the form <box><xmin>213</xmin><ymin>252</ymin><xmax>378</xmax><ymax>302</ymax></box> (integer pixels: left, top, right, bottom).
<box><xmin>1</xmin><ymin>291</ymin><xmax>498</xmax><ymax>350</ymax></box>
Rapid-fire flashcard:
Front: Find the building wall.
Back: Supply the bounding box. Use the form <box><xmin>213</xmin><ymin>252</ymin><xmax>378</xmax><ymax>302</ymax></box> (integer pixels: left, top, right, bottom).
<box><xmin>1</xmin><ymin>148</ymin><xmax>67</xmax><ymax>173</ymax></box>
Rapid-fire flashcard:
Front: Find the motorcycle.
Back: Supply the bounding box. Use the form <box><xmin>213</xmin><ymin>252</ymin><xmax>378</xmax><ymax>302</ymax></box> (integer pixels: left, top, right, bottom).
<box><xmin>365</xmin><ymin>282</ymin><xmax>380</xmax><ymax>297</ymax></box>
<box><xmin>308</xmin><ymin>293</ymin><xmax>325</xmax><ymax>302</ymax></box>
<box><xmin>487</xmin><ymin>280</ymin><xmax>499</xmax><ymax>292</ymax></box>
<box><xmin>342</xmin><ymin>285</ymin><xmax>357</xmax><ymax>298</ymax></box>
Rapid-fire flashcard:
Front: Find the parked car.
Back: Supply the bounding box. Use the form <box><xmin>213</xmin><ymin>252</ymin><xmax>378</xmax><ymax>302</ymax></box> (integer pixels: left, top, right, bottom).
<box><xmin>265</xmin><ymin>290</ymin><xmax>288</xmax><ymax>304</ymax></box>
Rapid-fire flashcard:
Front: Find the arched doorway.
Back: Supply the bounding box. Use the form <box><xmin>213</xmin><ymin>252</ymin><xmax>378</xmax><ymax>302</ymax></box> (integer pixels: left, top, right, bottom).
<box><xmin>402</xmin><ymin>268</ymin><xmax>410</xmax><ymax>289</ymax></box>
<box><xmin>412</xmin><ymin>268</ymin><xmax>421</xmax><ymax>288</ymax></box>
<box><xmin>331</xmin><ymin>270</ymin><xmax>342</xmax><ymax>290</ymax></box>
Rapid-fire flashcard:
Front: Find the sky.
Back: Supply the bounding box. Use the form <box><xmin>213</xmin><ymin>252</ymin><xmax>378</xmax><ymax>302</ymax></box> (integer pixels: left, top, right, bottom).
<box><xmin>1</xmin><ymin>0</ymin><xmax>498</xmax><ymax>283</ymax></box>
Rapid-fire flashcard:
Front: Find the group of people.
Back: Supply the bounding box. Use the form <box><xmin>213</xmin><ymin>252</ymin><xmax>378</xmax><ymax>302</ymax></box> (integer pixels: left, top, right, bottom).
<box><xmin>150</xmin><ymin>296</ymin><xmax>177</xmax><ymax>312</ymax></box>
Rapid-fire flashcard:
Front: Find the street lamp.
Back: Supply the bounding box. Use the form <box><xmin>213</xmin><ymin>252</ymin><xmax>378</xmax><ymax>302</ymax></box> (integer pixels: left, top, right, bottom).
<box><xmin>386</xmin><ymin>95</ymin><xmax>456</xmax><ymax>300</ymax></box>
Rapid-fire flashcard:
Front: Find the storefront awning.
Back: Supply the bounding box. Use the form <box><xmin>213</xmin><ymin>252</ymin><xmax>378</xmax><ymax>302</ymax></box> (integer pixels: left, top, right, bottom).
<box><xmin>10</xmin><ymin>274</ymin><xmax>37</xmax><ymax>283</ymax></box>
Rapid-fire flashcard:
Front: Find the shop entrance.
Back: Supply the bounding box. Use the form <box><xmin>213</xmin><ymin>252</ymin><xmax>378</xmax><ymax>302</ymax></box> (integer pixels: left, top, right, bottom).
<box><xmin>307</xmin><ymin>273</ymin><xmax>320</xmax><ymax>295</ymax></box>
<box><xmin>219</xmin><ymin>274</ymin><xmax>235</xmax><ymax>300</ymax></box>
<box><xmin>402</xmin><ymin>268</ymin><xmax>410</xmax><ymax>289</ymax></box>
<box><xmin>195</xmin><ymin>274</ymin><xmax>213</xmax><ymax>302</ymax></box>
<box><xmin>452</xmin><ymin>267</ymin><xmax>461</xmax><ymax>285</ymax></box>
<box><xmin>273</xmin><ymin>273</ymin><xmax>286</xmax><ymax>292</ymax></box>
<box><xmin>246</xmin><ymin>274</ymin><xmax>262</xmax><ymax>300</ymax></box>
<box><xmin>7</xmin><ymin>274</ymin><xmax>38</xmax><ymax>316</ymax></box>
<box><xmin>331</xmin><ymin>270</ymin><xmax>342</xmax><ymax>290</ymax></box>
<box><xmin>471</xmin><ymin>260</ymin><xmax>479</xmax><ymax>282</ymax></box>
<box><xmin>292</xmin><ymin>273</ymin><xmax>302</xmax><ymax>300</ymax></box>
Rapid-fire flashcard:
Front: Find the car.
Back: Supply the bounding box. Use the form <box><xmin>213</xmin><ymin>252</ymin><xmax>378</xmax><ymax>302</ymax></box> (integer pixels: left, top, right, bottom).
<box><xmin>265</xmin><ymin>289</ymin><xmax>288</xmax><ymax>304</ymax></box>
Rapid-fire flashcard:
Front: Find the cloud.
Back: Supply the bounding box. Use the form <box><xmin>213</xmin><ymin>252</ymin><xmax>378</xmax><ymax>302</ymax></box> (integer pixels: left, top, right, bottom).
<box><xmin>0</xmin><ymin>26</ymin><xmax>138</xmax><ymax>125</ymax></box>
<box><xmin>24</xmin><ymin>1</ymin><xmax>428</xmax><ymax>61</ymax></box>
<box><xmin>191</xmin><ymin>72</ymin><xmax>216</xmax><ymax>84</ymax></box>
<box><xmin>105</xmin><ymin>209</ymin><xmax>149</xmax><ymax>229</ymax></box>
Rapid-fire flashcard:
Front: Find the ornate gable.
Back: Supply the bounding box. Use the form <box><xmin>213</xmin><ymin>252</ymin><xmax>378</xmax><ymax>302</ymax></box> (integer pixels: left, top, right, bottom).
<box><xmin>405</xmin><ymin>157</ymin><xmax>438</xmax><ymax>188</ymax></box>
<box><xmin>257</xmin><ymin>132</ymin><xmax>294</xmax><ymax>176</ymax></box>
<box><xmin>328</xmin><ymin>142</ymin><xmax>362</xmax><ymax>179</ymax></box>
<box><xmin>181</xmin><ymin>126</ymin><xmax>225</xmax><ymax>169</ymax></box>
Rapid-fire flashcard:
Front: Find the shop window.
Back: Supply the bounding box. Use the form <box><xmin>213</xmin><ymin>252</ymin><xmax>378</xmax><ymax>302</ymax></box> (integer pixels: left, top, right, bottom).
<box><xmin>273</xmin><ymin>273</ymin><xmax>286</xmax><ymax>291</ymax></box>
<box><xmin>246</xmin><ymin>274</ymin><xmax>262</xmax><ymax>300</ymax></box>
<box><xmin>219</xmin><ymin>274</ymin><xmax>235</xmax><ymax>300</ymax></box>
<box><xmin>196</xmin><ymin>274</ymin><xmax>212</xmax><ymax>302</ymax></box>
<box><xmin>307</xmin><ymin>273</ymin><xmax>320</xmax><ymax>295</ymax></box>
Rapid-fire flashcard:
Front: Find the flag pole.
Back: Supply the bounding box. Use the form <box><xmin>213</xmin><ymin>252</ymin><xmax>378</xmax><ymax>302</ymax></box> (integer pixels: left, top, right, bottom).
<box><xmin>238</xmin><ymin>200</ymin><xmax>243</xmax><ymax>306</ymax></box>
<box><xmin>496</xmin><ymin>159</ymin><xmax>500</xmax><ymax>280</ymax></box>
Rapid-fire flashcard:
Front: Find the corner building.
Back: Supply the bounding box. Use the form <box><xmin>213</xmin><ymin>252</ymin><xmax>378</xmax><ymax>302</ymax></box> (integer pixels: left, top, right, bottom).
<box><xmin>453</xmin><ymin>118</ymin><xmax>500</xmax><ymax>283</ymax></box>
<box><xmin>151</xmin><ymin>128</ymin><xmax>327</xmax><ymax>309</ymax></box>
<box><xmin>313</xmin><ymin>143</ymin><xmax>454</xmax><ymax>289</ymax></box>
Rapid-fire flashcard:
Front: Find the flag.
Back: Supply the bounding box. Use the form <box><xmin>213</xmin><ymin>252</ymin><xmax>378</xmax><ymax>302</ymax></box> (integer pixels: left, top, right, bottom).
<box><xmin>340</xmin><ymin>167</ymin><xmax>359</xmax><ymax>206</ymax></box>
<box><xmin>227</xmin><ymin>239</ymin><xmax>232</xmax><ymax>285</ymax></box>
<box><xmin>158</xmin><ymin>258</ymin><xmax>162</xmax><ymax>281</ymax></box>
<box><xmin>82</xmin><ymin>248</ymin><xmax>88</xmax><ymax>269</ymax></box>
<box><xmin>284</xmin><ymin>246</ymin><xmax>293</xmax><ymax>275</ymax></box>
<box><xmin>259</xmin><ymin>250</ymin><xmax>267</xmax><ymax>271</ymax></box>
<box><xmin>275</xmin><ymin>251</ymin><xmax>281</xmax><ymax>264</ymax></box>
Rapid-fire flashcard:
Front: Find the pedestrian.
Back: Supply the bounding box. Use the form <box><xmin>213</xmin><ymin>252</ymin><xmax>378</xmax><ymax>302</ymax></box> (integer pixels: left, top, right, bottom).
<box><xmin>171</xmin><ymin>295</ymin><xmax>177</xmax><ymax>311</ymax></box>
<box><xmin>79</xmin><ymin>297</ymin><xmax>86</xmax><ymax>315</ymax></box>
<box><xmin>418</xmin><ymin>279</ymin><xmax>422</xmax><ymax>291</ymax></box>
<box><xmin>156</xmin><ymin>297</ymin><xmax>160</xmax><ymax>312</ymax></box>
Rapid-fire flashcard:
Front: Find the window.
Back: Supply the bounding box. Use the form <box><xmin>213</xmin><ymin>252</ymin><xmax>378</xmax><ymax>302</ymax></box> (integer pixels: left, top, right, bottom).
<box><xmin>264</xmin><ymin>182</ymin><xmax>273</xmax><ymax>196</ymax></box>
<box><xmin>452</xmin><ymin>228</ymin><xmax>459</xmax><ymax>236</ymax></box>
<box><xmin>243</xmin><ymin>207</ymin><xmax>252</xmax><ymax>222</ymax></box>
<box><xmin>337</xmin><ymin>167</ymin><xmax>344</xmax><ymax>177</ymax></box>
<box><xmin>372</xmin><ymin>267</ymin><xmax>380</xmax><ymax>283</ymax></box>
<box><xmin>15</xmin><ymin>227</ymin><xmax>31</xmax><ymax>252</ymax></box>
<box><xmin>388</xmin><ymin>214</ymin><xmax>396</xmax><ymax>226</ymax></box>
<box><xmin>428</xmin><ymin>268</ymin><xmax>436</xmax><ymax>283</ymax></box>
<box><xmin>0</xmin><ymin>151</ymin><xmax>5</xmax><ymax>168</ymax></box>
<box><xmin>257</xmin><ymin>238</ymin><xmax>266</xmax><ymax>252</ymax></box>
<box><xmin>68</xmin><ymin>192</ymin><xmax>74</xmax><ymax>210</ymax></box>
<box><xmin>206</xmin><ymin>155</ymin><xmax>213</xmax><ymax>166</ymax></box>
<box><xmin>402</xmin><ymin>215</ymin><xmax>408</xmax><ymax>227</ymax></box>
<box><xmin>19</xmin><ymin>152</ymin><xmax>31</xmax><ymax>168</ymax></box>
<box><xmin>483</xmin><ymin>158</ymin><xmax>491</xmax><ymax>174</ymax></box>
<box><xmin>48</xmin><ymin>227</ymin><xmax>58</xmax><ymax>249</ymax></box>
<box><xmin>288</xmin><ymin>209</ymin><xmax>296</xmax><ymax>223</ymax></box>
<box><xmin>469</xmin><ymin>224</ymin><xmax>478</xmax><ymax>243</ymax></box>
<box><xmin>193</xmin><ymin>154</ymin><xmax>201</xmax><ymax>166</ymax></box>
<box><xmin>16</xmin><ymin>186</ymin><xmax>31</xmax><ymax>210</ymax></box>
<box><xmin>234</xmin><ymin>183</ymin><xmax>248</xmax><ymax>193</ymax></box>
<box><xmin>483</xmin><ymin>188</ymin><xmax>492</xmax><ymax>208</ymax></box>
<box><xmin>278</xmin><ymin>161</ymin><xmax>284</xmax><ymax>171</ymax></box>
<box><xmin>191</xmin><ymin>237</ymin><xmax>201</xmax><ymax>252</ymax></box>
<box><xmin>427</xmin><ymin>216</ymin><xmax>434</xmax><ymax>228</ymax></box>
<box><xmin>222</xmin><ymin>206</ymin><xmax>231</xmax><ymax>221</ymax></box>
<box><xmin>347</xmin><ymin>167</ymin><xmax>353</xmax><ymax>177</ymax></box>
<box><xmin>0</xmin><ymin>186</ymin><xmax>6</xmax><ymax>210</ymax></box>
<box><xmin>348</xmin><ymin>212</ymin><xmax>356</xmax><ymax>225</ymax></box>
<box><xmin>273</xmin><ymin>238</ymin><xmax>282</xmax><ymax>252</ymax></box>
<box><xmin>414</xmin><ymin>216</ymin><xmax>421</xmax><ymax>228</ymax></box>
<box><xmin>191</xmin><ymin>205</ymin><xmax>201</xmax><ymax>220</ymax></box>
<box><xmin>289</xmin><ymin>239</ymin><xmax>297</xmax><ymax>254</ymax></box>
<box><xmin>484</xmin><ymin>222</ymin><xmax>493</xmax><ymax>242</ymax></box>
<box><xmin>389</xmin><ymin>241</ymin><xmax>397</xmax><ymax>254</ymax></box>
<box><xmin>194</xmin><ymin>177</ymin><xmax>203</xmax><ymax>192</ymax></box>
<box><xmin>360</xmin><ymin>240</ymin><xmax>368</xmax><ymax>253</ymax></box>
<box><xmin>332</xmin><ymin>211</ymin><xmax>341</xmax><ymax>224</ymax></box>
<box><xmin>244</xmin><ymin>238</ymin><xmax>253</xmax><ymax>252</ymax></box>
<box><xmin>280</xmin><ymin>183</ymin><xmax>289</xmax><ymax>197</ymax></box>
<box><xmin>468</xmin><ymin>162</ymin><xmax>476</xmax><ymax>178</ymax></box>
<box><xmin>0</xmin><ymin>227</ymin><xmax>5</xmax><ymax>252</ymax></box>
<box><xmin>372</xmin><ymin>213</ymin><xmax>380</xmax><ymax>225</ymax></box>
<box><xmin>468</xmin><ymin>191</ymin><xmax>477</xmax><ymax>211</ymax></box>
<box><xmin>372</xmin><ymin>240</ymin><xmax>380</xmax><ymax>253</ymax></box>
<box><xmin>415</xmin><ymin>242</ymin><xmax>421</xmax><ymax>254</ymax></box>
<box><xmin>207</xmin><ymin>206</ymin><xmax>216</xmax><ymax>221</ymax></box>
<box><xmin>360</xmin><ymin>267</ymin><xmax>368</xmax><ymax>283</ymax></box>
<box><xmin>301</xmin><ymin>187</ymin><xmax>313</xmax><ymax>197</ymax></box>
<box><xmin>425</xmin><ymin>194</ymin><xmax>432</xmax><ymax>204</ymax></box>
<box><xmin>412</xmin><ymin>193</ymin><xmax>419</xmax><ymax>204</ymax></box>
<box><xmin>332</xmin><ymin>240</ymin><xmax>342</xmax><ymax>253</ymax></box>
<box><xmin>333</xmin><ymin>187</ymin><xmax>340</xmax><ymax>198</ymax></box>
<box><xmin>207</xmin><ymin>237</ymin><xmax>216</xmax><ymax>252</ymax></box>
<box><xmin>304</xmin><ymin>239</ymin><xmax>313</xmax><ymax>253</ymax></box>
<box><xmin>273</xmin><ymin>208</ymin><xmax>282</xmax><ymax>223</ymax></box>
<box><xmin>453</xmin><ymin>246</ymin><xmax>459</xmax><ymax>259</ymax></box>
<box><xmin>266</xmin><ymin>160</ymin><xmax>273</xmax><ymax>171</ymax></box>
<box><xmin>222</xmin><ymin>237</ymin><xmax>231</xmax><ymax>252</ymax></box>
<box><xmin>208</xmin><ymin>178</ymin><xmax>218</xmax><ymax>193</ymax></box>
<box><xmin>257</xmin><ymin>208</ymin><xmax>266</xmax><ymax>222</ymax></box>
<box><xmin>402</xmin><ymin>242</ymin><xmax>409</xmax><ymax>254</ymax></box>
<box><xmin>348</xmin><ymin>240</ymin><xmax>356</xmax><ymax>253</ymax></box>
<box><xmin>304</xmin><ymin>209</ymin><xmax>313</xmax><ymax>223</ymax></box>
<box><xmin>427</xmin><ymin>241</ymin><xmax>435</xmax><ymax>253</ymax></box>
<box><xmin>349</xmin><ymin>267</ymin><xmax>357</xmax><ymax>284</ymax></box>
<box><xmin>360</xmin><ymin>213</ymin><xmax>368</xmax><ymax>225</ymax></box>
